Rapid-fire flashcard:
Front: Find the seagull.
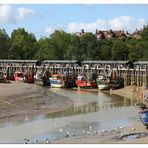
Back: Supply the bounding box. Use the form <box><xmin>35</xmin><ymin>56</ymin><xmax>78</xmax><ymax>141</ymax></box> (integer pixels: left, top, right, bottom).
<box><xmin>118</xmin><ymin>134</ymin><xmax>123</xmax><ymax>139</ymax></box>
<box><xmin>45</xmin><ymin>138</ymin><xmax>49</xmax><ymax>143</ymax></box>
<box><xmin>97</xmin><ymin>130</ymin><xmax>101</xmax><ymax>134</ymax></box>
<box><xmin>25</xmin><ymin>116</ymin><xmax>28</xmax><ymax>121</ymax></box>
<box><xmin>89</xmin><ymin>125</ymin><xmax>92</xmax><ymax>130</ymax></box>
<box><xmin>67</xmin><ymin>131</ymin><xmax>70</xmax><ymax>135</ymax></box>
<box><xmin>116</xmin><ymin>130</ymin><xmax>121</xmax><ymax>133</ymax></box>
<box><xmin>99</xmin><ymin>133</ymin><xmax>103</xmax><ymax>136</ymax></box>
<box><xmin>53</xmin><ymin>137</ymin><xmax>57</xmax><ymax>140</ymax></box>
<box><xmin>66</xmin><ymin>131</ymin><xmax>70</xmax><ymax>137</ymax></box>
<box><xmin>45</xmin><ymin>138</ymin><xmax>48</xmax><ymax>141</ymax></box>
<box><xmin>71</xmin><ymin>132</ymin><xmax>74</xmax><ymax>136</ymax></box>
<box><xmin>35</xmin><ymin>139</ymin><xmax>39</xmax><ymax>143</ymax></box>
<box><xmin>59</xmin><ymin>128</ymin><xmax>63</xmax><ymax>132</ymax></box>
<box><xmin>132</xmin><ymin>127</ymin><xmax>135</xmax><ymax>131</ymax></box>
<box><xmin>117</xmin><ymin>126</ymin><xmax>123</xmax><ymax>129</ymax></box>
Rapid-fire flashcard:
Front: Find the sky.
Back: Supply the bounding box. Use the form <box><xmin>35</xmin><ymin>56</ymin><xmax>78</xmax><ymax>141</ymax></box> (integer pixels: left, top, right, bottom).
<box><xmin>0</xmin><ymin>4</ymin><xmax>148</xmax><ymax>39</ymax></box>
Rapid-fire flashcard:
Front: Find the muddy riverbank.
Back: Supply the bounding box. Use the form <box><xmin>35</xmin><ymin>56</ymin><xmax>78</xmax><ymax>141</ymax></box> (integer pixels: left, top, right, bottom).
<box><xmin>0</xmin><ymin>81</ymin><xmax>73</xmax><ymax>122</ymax></box>
<box><xmin>0</xmin><ymin>81</ymin><xmax>148</xmax><ymax>144</ymax></box>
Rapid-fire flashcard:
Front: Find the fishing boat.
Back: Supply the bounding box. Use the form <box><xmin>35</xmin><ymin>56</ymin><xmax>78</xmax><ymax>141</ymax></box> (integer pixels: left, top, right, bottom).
<box><xmin>0</xmin><ymin>71</ymin><xmax>6</xmax><ymax>82</ymax></box>
<box><xmin>139</xmin><ymin>103</ymin><xmax>148</xmax><ymax>129</ymax></box>
<box><xmin>13</xmin><ymin>71</ymin><xmax>24</xmax><ymax>82</ymax></box>
<box><xmin>49</xmin><ymin>74</ymin><xmax>64</xmax><ymax>88</ymax></box>
<box><xmin>5</xmin><ymin>65</ymin><xmax>14</xmax><ymax>80</ymax></box>
<box><xmin>108</xmin><ymin>78</ymin><xmax>124</xmax><ymax>90</ymax></box>
<box><xmin>23</xmin><ymin>70</ymin><xmax>34</xmax><ymax>83</ymax></box>
<box><xmin>34</xmin><ymin>69</ymin><xmax>50</xmax><ymax>86</ymax></box>
<box><xmin>75</xmin><ymin>75</ymin><xmax>97</xmax><ymax>89</ymax></box>
<box><xmin>96</xmin><ymin>75</ymin><xmax>110</xmax><ymax>90</ymax></box>
<box><xmin>50</xmin><ymin>71</ymin><xmax>76</xmax><ymax>88</ymax></box>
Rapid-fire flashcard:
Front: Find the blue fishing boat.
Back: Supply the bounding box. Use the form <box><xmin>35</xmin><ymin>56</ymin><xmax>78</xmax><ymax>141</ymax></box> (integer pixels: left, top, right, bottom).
<box><xmin>138</xmin><ymin>101</ymin><xmax>148</xmax><ymax>128</ymax></box>
<box><xmin>139</xmin><ymin>109</ymin><xmax>148</xmax><ymax>128</ymax></box>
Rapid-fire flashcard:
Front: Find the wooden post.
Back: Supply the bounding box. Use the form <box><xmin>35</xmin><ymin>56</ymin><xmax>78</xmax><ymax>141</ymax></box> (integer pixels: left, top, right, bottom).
<box><xmin>138</xmin><ymin>66</ymin><xmax>140</xmax><ymax>87</ymax></box>
<box><xmin>145</xmin><ymin>66</ymin><xmax>148</xmax><ymax>89</ymax></box>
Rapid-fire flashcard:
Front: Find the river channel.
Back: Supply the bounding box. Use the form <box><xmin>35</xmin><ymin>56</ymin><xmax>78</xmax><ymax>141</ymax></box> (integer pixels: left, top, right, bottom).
<box><xmin>0</xmin><ymin>88</ymin><xmax>139</xmax><ymax>143</ymax></box>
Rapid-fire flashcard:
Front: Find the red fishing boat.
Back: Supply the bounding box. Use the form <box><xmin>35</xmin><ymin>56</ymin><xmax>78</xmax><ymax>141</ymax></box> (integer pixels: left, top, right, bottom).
<box><xmin>75</xmin><ymin>75</ymin><xmax>97</xmax><ymax>89</ymax></box>
<box><xmin>13</xmin><ymin>71</ymin><xmax>24</xmax><ymax>82</ymax></box>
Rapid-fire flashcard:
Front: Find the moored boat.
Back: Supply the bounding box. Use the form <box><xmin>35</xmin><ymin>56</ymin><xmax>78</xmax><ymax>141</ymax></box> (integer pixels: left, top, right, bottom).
<box><xmin>96</xmin><ymin>75</ymin><xmax>110</xmax><ymax>90</ymax></box>
<box><xmin>23</xmin><ymin>70</ymin><xmax>34</xmax><ymax>83</ymax></box>
<box><xmin>13</xmin><ymin>71</ymin><xmax>24</xmax><ymax>82</ymax></box>
<box><xmin>49</xmin><ymin>74</ymin><xmax>64</xmax><ymax>88</ymax></box>
<box><xmin>34</xmin><ymin>69</ymin><xmax>50</xmax><ymax>86</ymax></box>
<box><xmin>139</xmin><ymin>107</ymin><xmax>148</xmax><ymax>128</ymax></box>
<box><xmin>0</xmin><ymin>71</ymin><xmax>6</xmax><ymax>83</ymax></box>
<box><xmin>5</xmin><ymin>65</ymin><xmax>14</xmax><ymax>80</ymax></box>
<box><xmin>75</xmin><ymin>75</ymin><xmax>97</xmax><ymax>89</ymax></box>
<box><xmin>108</xmin><ymin>78</ymin><xmax>124</xmax><ymax>90</ymax></box>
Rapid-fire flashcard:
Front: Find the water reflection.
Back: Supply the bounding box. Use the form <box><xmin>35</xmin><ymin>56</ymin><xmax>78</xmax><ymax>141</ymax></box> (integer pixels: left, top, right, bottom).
<box><xmin>44</xmin><ymin>90</ymin><xmax>137</xmax><ymax>119</ymax></box>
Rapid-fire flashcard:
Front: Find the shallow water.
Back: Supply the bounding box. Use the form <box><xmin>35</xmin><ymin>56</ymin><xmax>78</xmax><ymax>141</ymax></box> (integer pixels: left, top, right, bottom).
<box><xmin>0</xmin><ymin>88</ymin><xmax>139</xmax><ymax>143</ymax></box>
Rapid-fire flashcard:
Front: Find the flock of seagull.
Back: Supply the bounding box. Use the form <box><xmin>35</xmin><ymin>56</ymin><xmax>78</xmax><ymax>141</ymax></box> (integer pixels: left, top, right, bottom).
<box><xmin>23</xmin><ymin>123</ymin><xmax>138</xmax><ymax>144</ymax></box>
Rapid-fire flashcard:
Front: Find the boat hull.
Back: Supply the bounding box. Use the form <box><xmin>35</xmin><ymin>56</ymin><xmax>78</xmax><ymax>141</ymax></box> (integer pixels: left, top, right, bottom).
<box><xmin>34</xmin><ymin>78</ymin><xmax>50</xmax><ymax>86</ymax></box>
<box><xmin>139</xmin><ymin>110</ymin><xmax>148</xmax><ymax>127</ymax></box>
<box><xmin>50</xmin><ymin>80</ymin><xmax>64</xmax><ymax>88</ymax></box>
<box><xmin>98</xmin><ymin>84</ymin><xmax>109</xmax><ymax>90</ymax></box>
<box><xmin>76</xmin><ymin>81</ymin><xmax>97</xmax><ymax>89</ymax></box>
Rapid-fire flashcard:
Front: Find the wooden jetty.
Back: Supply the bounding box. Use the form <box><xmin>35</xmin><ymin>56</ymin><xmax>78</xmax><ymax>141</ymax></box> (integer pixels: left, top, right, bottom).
<box><xmin>1</xmin><ymin>59</ymin><xmax>148</xmax><ymax>88</ymax></box>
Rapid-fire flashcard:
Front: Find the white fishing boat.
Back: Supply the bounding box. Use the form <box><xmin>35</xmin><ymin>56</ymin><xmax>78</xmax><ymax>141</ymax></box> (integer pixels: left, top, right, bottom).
<box><xmin>97</xmin><ymin>75</ymin><xmax>110</xmax><ymax>90</ymax></box>
<box><xmin>49</xmin><ymin>74</ymin><xmax>64</xmax><ymax>88</ymax></box>
<box><xmin>34</xmin><ymin>69</ymin><xmax>50</xmax><ymax>86</ymax></box>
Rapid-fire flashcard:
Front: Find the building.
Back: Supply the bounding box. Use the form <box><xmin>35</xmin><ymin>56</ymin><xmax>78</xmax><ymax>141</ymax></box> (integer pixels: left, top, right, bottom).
<box><xmin>75</xmin><ymin>29</ymin><xmax>142</xmax><ymax>40</ymax></box>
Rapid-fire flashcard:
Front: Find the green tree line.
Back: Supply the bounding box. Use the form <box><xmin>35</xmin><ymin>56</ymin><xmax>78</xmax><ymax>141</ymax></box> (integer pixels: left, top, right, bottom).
<box><xmin>0</xmin><ymin>26</ymin><xmax>148</xmax><ymax>62</ymax></box>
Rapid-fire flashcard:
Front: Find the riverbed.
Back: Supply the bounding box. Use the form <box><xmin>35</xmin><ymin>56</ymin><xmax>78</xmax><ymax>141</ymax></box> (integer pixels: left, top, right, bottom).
<box><xmin>0</xmin><ymin>87</ymin><xmax>139</xmax><ymax>143</ymax></box>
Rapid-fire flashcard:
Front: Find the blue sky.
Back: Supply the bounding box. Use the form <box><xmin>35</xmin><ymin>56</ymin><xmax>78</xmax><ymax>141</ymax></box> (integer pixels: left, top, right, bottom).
<box><xmin>0</xmin><ymin>4</ymin><xmax>148</xmax><ymax>39</ymax></box>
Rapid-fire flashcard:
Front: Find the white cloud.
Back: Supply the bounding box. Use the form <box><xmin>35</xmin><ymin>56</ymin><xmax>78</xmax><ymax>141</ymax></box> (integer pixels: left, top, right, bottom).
<box><xmin>44</xmin><ymin>25</ymin><xmax>65</xmax><ymax>36</ymax></box>
<box><xmin>16</xmin><ymin>7</ymin><xmax>35</xmax><ymax>20</ymax></box>
<box><xmin>0</xmin><ymin>5</ymin><xmax>15</xmax><ymax>23</ymax></box>
<box><xmin>66</xmin><ymin>16</ymin><xmax>146</xmax><ymax>33</ymax></box>
<box><xmin>44</xmin><ymin>27</ymin><xmax>55</xmax><ymax>35</ymax></box>
<box><xmin>0</xmin><ymin>4</ymin><xmax>35</xmax><ymax>24</ymax></box>
<box><xmin>44</xmin><ymin>16</ymin><xmax>146</xmax><ymax>36</ymax></box>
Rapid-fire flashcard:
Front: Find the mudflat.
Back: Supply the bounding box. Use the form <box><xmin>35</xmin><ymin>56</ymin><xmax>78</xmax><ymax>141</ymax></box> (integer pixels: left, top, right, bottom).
<box><xmin>0</xmin><ymin>81</ymin><xmax>148</xmax><ymax>144</ymax></box>
<box><xmin>0</xmin><ymin>81</ymin><xmax>73</xmax><ymax>121</ymax></box>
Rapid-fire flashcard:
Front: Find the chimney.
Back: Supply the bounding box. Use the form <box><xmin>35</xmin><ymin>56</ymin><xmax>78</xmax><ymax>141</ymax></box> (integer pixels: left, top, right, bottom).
<box><xmin>81</xmin><ymin>29</ymin><xmax>84</xmax><ymax>34</ymax></box>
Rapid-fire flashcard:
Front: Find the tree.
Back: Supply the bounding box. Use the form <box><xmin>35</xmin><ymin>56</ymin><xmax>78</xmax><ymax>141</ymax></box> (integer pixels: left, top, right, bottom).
<box><xmin>141</xmin><ymin>25</ymin><xmax>148</xmax><ymax>41</ymax></box>
<box><xmin>111</xmin><ymin>39</ymin><xmax>127</xmax><ymax>60</ymax></box>
<box><xmin>11</xmin><ymin>28</ymin><xmax>37</xmax><ymax>59</ymax></box>
<box><xmin>66</xmin><ymin>34</ymin><xmax>81</xmax><ymax>60</ymax></box>
<box><xmin>34</xmin><ymin>37</ymin><xmax>54</xmax><ymax>60</ymax></box>
<box><xmin>48</xmin><ymin>30</ymin><xmax>71</xmax><ymax>60</ymax></box>
<box><xmin>100</xmin><ymin>45</ymin><xmax>112</xmax><ymax>60</ymax></box>
<box><xmin>0</xmin><ymin>29</ymin><xmax>11</xmax><ymax>59</ymax></box>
